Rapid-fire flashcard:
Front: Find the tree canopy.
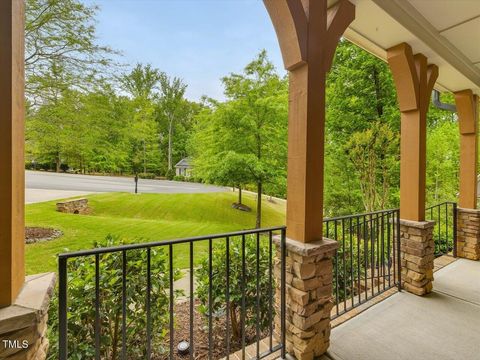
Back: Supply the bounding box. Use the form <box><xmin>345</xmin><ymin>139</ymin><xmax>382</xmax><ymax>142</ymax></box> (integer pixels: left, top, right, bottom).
<box><xmin>25</xmin><ymin>1</ymin><xmax>462</xmax><ymax>221</ymax></box>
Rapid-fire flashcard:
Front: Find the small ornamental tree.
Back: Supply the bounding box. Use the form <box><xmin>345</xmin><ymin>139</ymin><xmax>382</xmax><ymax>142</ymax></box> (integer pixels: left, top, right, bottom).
<box><xmin>195</xmin><ymin>235</ymin><xmax>274</xmax><ymax>343</ymax></box>
<box><xmin>48</xmin><ymin>235</ymin><xmax>182</xmax><ymax>360</ymax></box>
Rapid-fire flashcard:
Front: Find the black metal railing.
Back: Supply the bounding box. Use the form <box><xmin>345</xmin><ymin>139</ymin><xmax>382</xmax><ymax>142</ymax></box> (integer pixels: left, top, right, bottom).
<box><xmin>425</xmin><ymin>202</ymin><xmax>457</xmax><ymax>257</ymax></box>
<box><xmin>58</xmin><ymin>226</ymin><xmax>286</xmax><ymax>360</ymax></box>
<box><xmin>324</xmin><ymin>209</ymin><xmax>401</xmax><ymax>319</ymax></box>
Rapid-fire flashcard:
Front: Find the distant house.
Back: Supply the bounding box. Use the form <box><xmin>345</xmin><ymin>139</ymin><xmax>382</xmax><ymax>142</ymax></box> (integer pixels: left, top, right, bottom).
<box><xmin>175</xmin><ymin>158</ymin><xmax>193</xmax><ymax>177</ymax></box>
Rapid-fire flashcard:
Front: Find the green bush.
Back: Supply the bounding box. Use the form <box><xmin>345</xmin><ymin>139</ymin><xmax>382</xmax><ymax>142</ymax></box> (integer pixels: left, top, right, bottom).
<box><xmin>48</xmin><ymin>235</ymin><xmax>182</xmax><ymax>359</ymax></box>
<box><xmin>165</xmin><ymin>169</ymin><xmax>175</xmax><ymax>180</ymax></box>
<box><xmin>195</xmin><ymin>235</ymin><xmax>274</xmax><ymax>342</ymax></box>
<box><xmin>138</xmin><ymin>172</ymin><xmax>156</xmax><ymax>179</ymax></box>
<box><xmin>173</xmin><ymin>175</ymin><xmax>185</xmax><ymax>182</ymax></box>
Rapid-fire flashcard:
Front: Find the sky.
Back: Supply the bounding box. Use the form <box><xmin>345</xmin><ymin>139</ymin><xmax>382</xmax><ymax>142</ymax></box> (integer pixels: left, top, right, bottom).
<box><xmin>84</xmin><ymin>0</ymin><xmax>286</xmax><ymax>101</ymax></box>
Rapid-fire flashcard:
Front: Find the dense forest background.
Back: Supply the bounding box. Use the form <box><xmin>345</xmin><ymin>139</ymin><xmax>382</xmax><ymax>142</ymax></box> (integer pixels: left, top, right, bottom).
<box><xmin>25</xmin><ymin>0</ymin><xmax>459</xmax><ymax>217</ymax></box>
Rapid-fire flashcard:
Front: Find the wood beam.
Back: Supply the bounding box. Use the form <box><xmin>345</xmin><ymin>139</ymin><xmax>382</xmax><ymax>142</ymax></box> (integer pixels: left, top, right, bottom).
<box><xmin>264</xmin><ymin>0</ymin><xmax>355</xmax><ymax>242</ymax></box>
<box><xmin>455</xmin><ymin>89</ymin><xmax>479</xmax><ymax>209</ymax></box>
<box><xmin>0</xmin><ymin>0</ymin><xmax>25</xmax><ymax>307</ymax></box>
<box><xmin>387</xmin><ymin>43</ymin><xmax>438</xmax><ymax>221</ymax></box>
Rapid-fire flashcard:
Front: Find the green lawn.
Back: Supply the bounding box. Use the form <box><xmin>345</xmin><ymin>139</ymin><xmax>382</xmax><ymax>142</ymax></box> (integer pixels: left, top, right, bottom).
<box><xmin>25</xmin><ymin>192</ymin><xmax>286</xmax><ymax>274</ymax></box>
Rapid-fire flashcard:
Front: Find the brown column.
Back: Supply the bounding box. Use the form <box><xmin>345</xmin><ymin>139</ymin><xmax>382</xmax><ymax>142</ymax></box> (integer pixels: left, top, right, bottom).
<box><xmin>265</xmin><ymin>0</ymin><xmax>355</xmax><ymax>242</ymax></box>
<box><xmin>387</xmin><ymin>43</ymin><xmax>438</xmax><ymax>222</ymax></box>
<box><xmin>455</xmin><ymin>90</ymin><xmax>480</xmax><ymax>260</ymax></box>
<box><xmin>266</xmin><ymin>1</ymin><xmax>354</xmax><ymax>358</ymax></box>
<box><xmin>387</xmin><ymin>43</ymin><xmax>438</xmax><ymax>296</ymax></box>
<box><xmin>455</xmin><ymin>90</ymin><xmax>478</xmax><ymax>209</ymax></box>
<box><xmin>0</xmin><ymin>0</ymin><xmax>25</xmax><ymax>307</ymax></box>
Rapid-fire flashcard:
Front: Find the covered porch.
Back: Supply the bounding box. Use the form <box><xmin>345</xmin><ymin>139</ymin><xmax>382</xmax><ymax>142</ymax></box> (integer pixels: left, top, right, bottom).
<box><xmin>1</xmin><ymin>0</ymin><xmax>480</xmax><ymax>359</ymax></box>
<box><xmin>328</xmin><ymin>258</ymin><xmax>480</xmax><ymax>360</ymax></box>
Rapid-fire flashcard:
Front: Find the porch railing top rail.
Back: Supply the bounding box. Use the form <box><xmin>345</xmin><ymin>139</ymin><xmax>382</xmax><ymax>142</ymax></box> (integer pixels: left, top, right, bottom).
<box><xmin>58</xmin><ymin>225</ymin><xmax>286</xmax><ymax>259</ymax></box>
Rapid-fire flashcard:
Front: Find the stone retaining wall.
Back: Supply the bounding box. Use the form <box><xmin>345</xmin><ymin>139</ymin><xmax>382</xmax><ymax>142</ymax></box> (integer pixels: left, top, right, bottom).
<box><xmin>56</xmin><ymin>198</ymin><xmax>89</xmax><ymax>214</ymax></box>
<box><xmin>457</xmin><ymin>207</ymin><xmax>480</xmax><ymax>260</ymax></box>
<box><xmin>0</xmin><ymin>273</ymin><xmax>56</xmax><ymax>360</ymax></box>
<box><xmin>274</xmin><ymin>237</ymin><xmax>338</xmax><ymax>360</ymax></box>
<box><xmin>399</xmin><ymin>219</ymin><xmax>435</xmax><ymax>296</ymax></box>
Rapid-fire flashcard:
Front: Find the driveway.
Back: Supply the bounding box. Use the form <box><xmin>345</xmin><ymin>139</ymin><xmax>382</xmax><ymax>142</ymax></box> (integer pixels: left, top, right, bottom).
<box><xmin>26</xmin><ymin>171</ymin><xmax>226</xmax><ymax>204</ymax></box>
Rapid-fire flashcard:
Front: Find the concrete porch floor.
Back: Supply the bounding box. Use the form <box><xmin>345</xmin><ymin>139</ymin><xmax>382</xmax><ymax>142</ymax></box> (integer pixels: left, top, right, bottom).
<box><xmin>326</xmin><ymin>259</ymin><xmax>480</xmax><ymax>360</ymax></box>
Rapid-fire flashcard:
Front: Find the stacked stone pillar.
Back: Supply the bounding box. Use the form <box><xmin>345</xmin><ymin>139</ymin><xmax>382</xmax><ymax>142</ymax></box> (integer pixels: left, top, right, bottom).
<box><xmin>399</xmin><ymin>220</ymin><xmax>435</xmax><ymax>296</ymax></box>
<box><xmin>456</xmin><ymin>208</ymin><xmax>480</xmax><ymax>260</ymax></box>
<box><xmin>274</xmin><ymin>237</ymin><xmax>338</xmax><ymax>360</ymax></box>
<box><xmin>0</xmin><ymin>273</ymin><xmax>55</xmax><ymax>360</ymax></box>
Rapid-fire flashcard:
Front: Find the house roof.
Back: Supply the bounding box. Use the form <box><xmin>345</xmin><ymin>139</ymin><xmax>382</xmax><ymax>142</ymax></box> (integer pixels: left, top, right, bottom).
<box><xmin>175</xmin><ymin>158</ymin><xmax>192</xmax><ymax>168</ymax></box>
<box><xmin>335</xmin><ymin>0</ymin><xmax>480</xmax><ymax>96</ymax></box>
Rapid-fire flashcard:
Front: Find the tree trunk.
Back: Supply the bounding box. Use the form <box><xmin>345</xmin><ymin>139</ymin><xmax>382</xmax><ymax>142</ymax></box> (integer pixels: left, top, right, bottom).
<box><xmin>168</xmin><ymin>120</ymin><xmax>173</xmax><ymax>170</ymax></box>
<box><xmin>373</xmin><ymin>66</ymin><xmax>384</xmax><ymax>117</ymax></box>
<box><xmin>230</xmin><ymin>305</ymin><xmax>240</xmax><ymax>341</ymax></box>
<box><xmin>256</xmin><ymin>182</ymin><xmax>262</xmax><ymax>228</ymax></box>
<box><xmin>238</xmin><ymin>186</ymin><xmax>242</xmax><ymax>204</ymax></box>
<box><xmin>55</xmin><ymin>153</ymin><xmax>61</xmax><ymax>173</ymax></box>
<box><xmin>143</xmin><ymin>140</ymin><xmax>147</xmax><ymax>174</ymax></box>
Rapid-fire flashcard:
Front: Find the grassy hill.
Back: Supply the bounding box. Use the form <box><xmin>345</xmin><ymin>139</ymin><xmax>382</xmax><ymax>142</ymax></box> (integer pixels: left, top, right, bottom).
<box><xmin>25</xmin><ymin>192</ymin><xmax>286</xmax><ymax>274</ymax></box>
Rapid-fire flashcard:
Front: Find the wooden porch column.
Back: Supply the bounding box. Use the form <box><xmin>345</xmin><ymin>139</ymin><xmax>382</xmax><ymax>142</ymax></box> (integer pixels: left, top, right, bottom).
<box><xmin>455</xmin><ymin>90</ymin><xmax>480</xmax><ymax>260</ymax></box>
<box><xmin>0</xmin><ymin>0</ymin><xmax>25</xmax><ymax>307</ymax></box>
<box><xmin>388</xmin><ymin>43</ymin><xmax>438</xmax><ymax>296</ymax></box>
<box><xmin>265</xmin><ymin>0</ymin><xmax>355</xmax><ymax>242</ymax></box>
<box><xmin>387</xmin><ymin>43</ymin><xmax>438</xmax><ymax>221</ymax></box>
<box><xmin>266</xmin><ymin>1</ymin><xmax>354</xmax><ymax>358</ymax></box>
<box><xmin>455</xmin><ymin>90</ymin><xmax>478</xmax><ymax>209</ymax></box>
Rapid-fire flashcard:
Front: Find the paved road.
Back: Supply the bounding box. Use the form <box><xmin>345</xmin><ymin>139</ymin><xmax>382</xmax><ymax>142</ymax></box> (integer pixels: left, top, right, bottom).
<box><xmin>25</xmin><ymin>171</ymin><xmax>226</xmax><ymax>201</ymax></box>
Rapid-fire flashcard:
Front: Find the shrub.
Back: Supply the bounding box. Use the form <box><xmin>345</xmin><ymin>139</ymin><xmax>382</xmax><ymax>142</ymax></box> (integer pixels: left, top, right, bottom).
<box><xmin>173</xmin><ymin>175</ymin><xmax>185</xmax><ymax>182</ymax></box>
<box><xmin>138</xmin><ymin>172</ymin><xmax>156</xmax><ymax>179</ymax></box>
<box><xmin>165</xmin><ymin>169</ymin><xmax>175</xmax><ymax>180</ymax></box>
<box><xmin>195</xmin><ymin>235</ymin><xmax>274</xmax><ymax>342</ymax></box>
<box><xmin>48</xmin><ymin>235</ymin><xmax>182</xmax><ymax>359</ymax></box>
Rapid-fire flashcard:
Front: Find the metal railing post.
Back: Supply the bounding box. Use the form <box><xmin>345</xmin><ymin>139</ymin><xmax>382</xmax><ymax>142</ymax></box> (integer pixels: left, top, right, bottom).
<box><xmin>396</xmin><ymin>210</ymin><xmax>402</xmax><ymax>292</ymax></box>
<box><xmin>59</xmin><ymin>257</ymin><xmax>68</xmax><ymax>360</ymax></box>
<box><xmin>280</xmin><ymin>227</ymin><xmax>287</xmax><ymax>359</ymax></box>
<box><xmin>453</xmin><ymin>202</ymin><xmax>458</xmax><ymax>257</ymax></box>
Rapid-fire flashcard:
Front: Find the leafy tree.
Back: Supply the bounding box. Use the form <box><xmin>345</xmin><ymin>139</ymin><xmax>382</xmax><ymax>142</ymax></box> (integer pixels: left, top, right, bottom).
<box><xmin>121</xmin><ymin>65</ymin><xmax>163</xmax><ymax>175</ymax></box>
<box><xmin>158</xmin><ymin>74</ymin><xmax>189</xmax><ymax>171</ymax></box>
<box><xmin>120</xmin><ymin>64</ymin><xmax>161</xmax><ymax>100</ymax></box>
<box><xmin>25</xmin><ymin>0</ymin><xmax>115</xmax><ymax>104</ymax></box>
<box><xmin>345</xmin><ymin>122</ymin><xmax>399</xmax><ymax>212</ymax></box>
<box><xmin>426</xmin><ymin>120</ymin><xmax>459</xmax><ymax>205</ymax></box>
<box><xmin>322</xmin><ymin>40</ymin><xmax>401</xmax><ymax>214</ymax></box>
<box><xmin>191</xmin><ymin>51</ymin><xmax>288</xmax><ymax>227</ymax></box>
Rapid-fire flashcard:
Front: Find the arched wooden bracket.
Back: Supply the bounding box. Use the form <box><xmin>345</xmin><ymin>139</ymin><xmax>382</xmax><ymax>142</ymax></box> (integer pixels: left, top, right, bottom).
<box><xmin>387</xmin><ymin>43</ymin><xmax>438</xmax><ymax>113</ymax></box>
<box><xmin>264</xmin><ymin>0</ymin><xmax>355</xmax><ymax>72</ymax></box>
<box><xmin>455</xmin><ymin>89</ymin><xmax>478</xmax><ymax>135</ymax></box>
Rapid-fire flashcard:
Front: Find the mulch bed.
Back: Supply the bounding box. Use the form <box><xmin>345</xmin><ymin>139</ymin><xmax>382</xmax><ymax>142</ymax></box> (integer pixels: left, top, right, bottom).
<box><xmin>25</xmin><ymin>226</ymin><xmax>63</xmax><ymax>244</ymax></box>
<box><xmin>157</xmin><ymin>300</ymin><xmax>267</xmax><ymax>360</ymax></box>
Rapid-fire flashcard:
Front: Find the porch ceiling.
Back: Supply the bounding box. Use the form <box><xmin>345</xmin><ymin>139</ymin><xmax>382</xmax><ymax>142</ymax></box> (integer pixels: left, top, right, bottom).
<box><xmin>339</xmin><ymin>0</ymin><xmax>480</xmax><ymax>96</ymax></box>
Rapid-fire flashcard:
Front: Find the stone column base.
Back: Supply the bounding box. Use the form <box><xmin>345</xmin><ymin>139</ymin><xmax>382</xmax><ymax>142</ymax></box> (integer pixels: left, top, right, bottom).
<box><xmin>0</xmin><ymin>273</ymin><xmax>56</xmax><ymax>359</ymax></box>
<box><xmin>399</xmin><ymin>219</ymin><xmax>435</xmax><ymax>296</ymax></box>
<box><xmin>274</xmin><ymin>237</ymin><xmax>338</xmax><ymax>360</ymax></box>
<box><xmin>457</xmin><ymin>207</ymin><xmax>480</xmax><ymax>260</ymax></box>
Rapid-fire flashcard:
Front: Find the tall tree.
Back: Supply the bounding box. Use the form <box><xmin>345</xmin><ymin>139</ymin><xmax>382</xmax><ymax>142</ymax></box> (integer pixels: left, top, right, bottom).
<box><xmin>192</xmin><ymin>51</ymin><xmax>288</xmax><ymax>228</ymax></box>
<box><xmin>120</xmin><ymin>64</ymin><xmax>161</xmax><ymax>100</ymax></box>
<box><xmin>158</xmin><ymin>74</ymin><xmax>188</xmax><ymax>172</ymax></box>
<box><xmin>121</xmin><ymin>65</ymin><xmax>162</xmax><ymax>175</ymax></box>
<box><xmin>25</xmin><ymin>0</ymin><xmax>116</xmax><ymax>104</ymax></box>
<box><xmin>345</xmin><ymin>122</ymin><xmax>399</xmax><ymax>212</ymax></box>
